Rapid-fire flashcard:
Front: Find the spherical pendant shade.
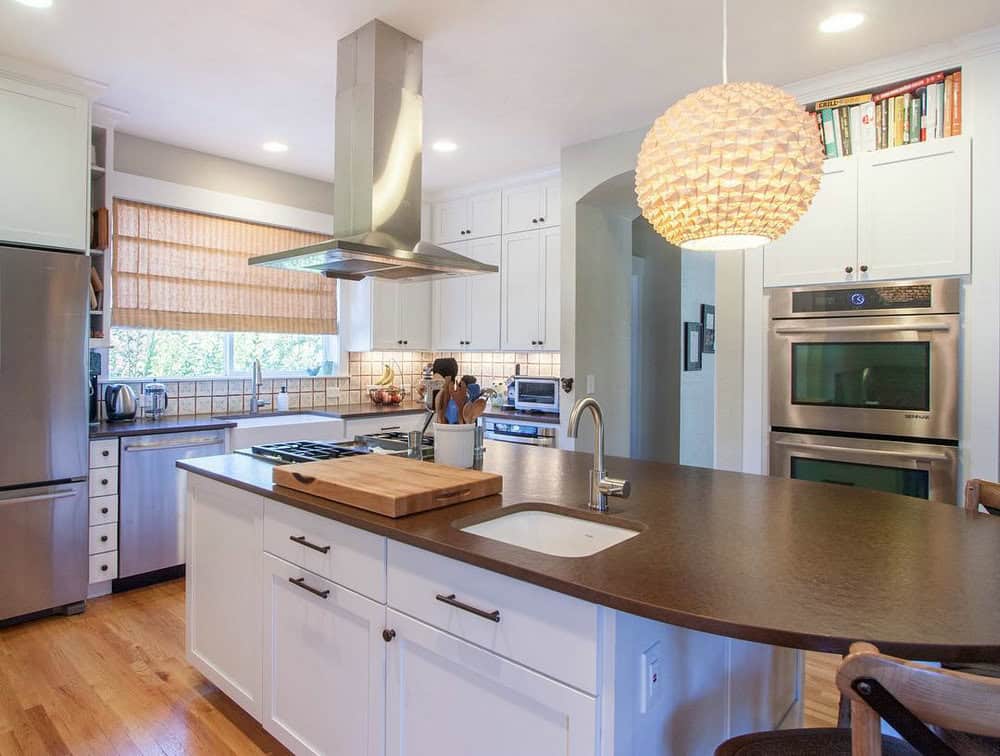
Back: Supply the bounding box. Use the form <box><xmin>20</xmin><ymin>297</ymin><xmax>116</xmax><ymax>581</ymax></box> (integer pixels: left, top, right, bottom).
<box><xmin>635</xmin><ymin>82</ymin><xmax>824</xmax><ymax>251</ymax></box>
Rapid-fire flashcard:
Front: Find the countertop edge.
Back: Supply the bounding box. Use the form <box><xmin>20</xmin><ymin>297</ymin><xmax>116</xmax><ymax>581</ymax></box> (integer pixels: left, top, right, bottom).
<box><xmin>91</xmin><ymin>417</ymin><xmax>237</xmax><ymax>438</ymax></box>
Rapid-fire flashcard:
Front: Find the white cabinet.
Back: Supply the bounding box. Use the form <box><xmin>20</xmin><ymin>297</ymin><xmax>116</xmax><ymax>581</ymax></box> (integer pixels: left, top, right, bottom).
<box><xmin>186</xmin><ymin>476</ymin><xmax>263</xmax><ymax>718</ymax></box>
<box><xmin>432</xmin><ymin>236</ymin><xmax>501</xmax><ymax>351</ymax></box>
<box><xmin>858</xmin><ymin>136</ymin><xmax>971</xmax><ymax>281</ymax></box>
<box><xmin>763</xmin><ymin>158</ymin><xmax>858</xmax><ymax>287</ymax></box>
<box><xmin>0</xmin><ymin>76</ymin><xmax>89</xmax><ymax>251</ymax></box>
<box><xmin>262</xmin><ymin>553</ymin><xmax>386</xmax><ymax>756</ymax></box>
<box><xmin>342</xmin><ymin>413</ymin><xmax>427</xmax><ymax>440</ymax></box>
<box><xmin>385</xmin><ymin>609</ymin><xmax>597</xmax><ymax>756</ymax></box>
<box><xmin>763</xmin><ymin>136</ymin><xmax>971</xmax><ymax>287</ymax></box>
<box><xmin>342</xmin><ymin>278</ymin><xmax>432</xmax><ymax>351</ymax></box>
<box><xmin>433</xmin><ymin>191</ymin><xmax>501</xmax><ymax>244</ymax></box>
<box><xmin>501</xmin><ymin>178</ymin><xmax>560</xmax><ymax>234</ymax></box>
<box><xmin>501</xmin><ymin>227</ymin><xmax>560</xmax><ymax>351</ymax></box>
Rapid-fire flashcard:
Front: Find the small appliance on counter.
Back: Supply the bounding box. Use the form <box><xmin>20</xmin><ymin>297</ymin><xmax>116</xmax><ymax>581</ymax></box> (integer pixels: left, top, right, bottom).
<box><xmin>142</xmin><ymin>382</ymin><xmax>169</xmax><ymax>420</ymax></box>
<box><xmin>512</xmin><ymin>376</ymin><xmax>561</xmax><ymax>413</ymax></box>
<box><xmin>104</xmin><ymin>383</ymin><xmax>138</xmax><ymax>423</ymax></box>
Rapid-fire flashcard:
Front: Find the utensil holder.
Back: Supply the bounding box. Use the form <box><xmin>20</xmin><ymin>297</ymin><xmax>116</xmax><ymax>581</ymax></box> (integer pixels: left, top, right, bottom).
<box><xmin>433</xmin><ymin>423</ymin><xmax>476</xmax><ymax>468</ymax></box>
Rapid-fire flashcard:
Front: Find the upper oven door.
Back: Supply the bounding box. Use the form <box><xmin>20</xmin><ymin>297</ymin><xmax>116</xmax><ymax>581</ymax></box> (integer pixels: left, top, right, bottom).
<box><xmin>769</xmin><ymin>313</ymin><xmax>959</xmax><ymax>440</ymax></box>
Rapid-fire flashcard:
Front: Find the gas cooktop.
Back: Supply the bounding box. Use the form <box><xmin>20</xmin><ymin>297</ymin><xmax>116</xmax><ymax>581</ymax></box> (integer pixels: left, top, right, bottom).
<box><xmin>242</xmin><ymin>441</ymin><xmax>370</xmax><ymax>465</ymax></box>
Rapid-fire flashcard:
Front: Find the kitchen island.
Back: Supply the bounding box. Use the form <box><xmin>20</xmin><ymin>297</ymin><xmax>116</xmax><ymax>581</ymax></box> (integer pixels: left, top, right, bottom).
<box><xmin>178</xmin><ymin>443</ymin><xmax>1000</xmax><ymax>756</ymax></box>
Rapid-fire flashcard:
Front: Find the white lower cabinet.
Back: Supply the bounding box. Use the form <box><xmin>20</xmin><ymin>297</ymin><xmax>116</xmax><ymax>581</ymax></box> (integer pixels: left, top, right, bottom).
<box><xmin>385</xmin><ymin>609</ymin><xmax>597</xmax><ymax>756</ymax></box>
<box><xmin>262</xmin><ymin>554</ymin><xmax>386</xmax><ymax>756</ymax></box>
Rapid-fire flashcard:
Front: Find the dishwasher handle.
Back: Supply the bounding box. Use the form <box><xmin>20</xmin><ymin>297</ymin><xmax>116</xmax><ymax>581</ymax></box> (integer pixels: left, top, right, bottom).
<box><xmin>122</xmin><ymin>436</ymin><xmax>223</xmax><ymax>453</ymax></box>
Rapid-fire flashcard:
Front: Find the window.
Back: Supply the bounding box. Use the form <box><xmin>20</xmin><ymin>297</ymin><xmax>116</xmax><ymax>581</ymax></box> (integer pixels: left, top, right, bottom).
<box><xmin>109</xmin><ymin>328</ymin><xmax>337</xmax><ymax>379</ymax></box>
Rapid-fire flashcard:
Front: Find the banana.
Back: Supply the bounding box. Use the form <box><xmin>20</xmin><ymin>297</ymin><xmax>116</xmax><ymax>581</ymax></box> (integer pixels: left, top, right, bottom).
<box><xmin>376</xmin><ymin>364</ymin><xmax>394</xmax><ymax>386</ymax></box>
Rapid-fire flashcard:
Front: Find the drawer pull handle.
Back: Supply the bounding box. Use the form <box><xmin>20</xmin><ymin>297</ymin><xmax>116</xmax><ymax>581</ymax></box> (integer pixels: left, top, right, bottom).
<box><xmin>289</xmin><ymin>576</ymin><xmax>330</xmax><ymax>599</ymax></box>
<box><xmin>435</xmin><ymin>489</ymin><xmax>472</xmax><ymax>502</ymax></box>
<box><xmin>435</xmin><ymin>593</ymin><xmax>501</xmax><ymax>623</ymax></box>
<box><xmin>290</xmin><ymin>473</ymin><xmax>316</xmax><ymax>484</ymax></box>
<box><xmin>289</xmin><ymin>535</ymin><xmax>331</xmax><ymax>554</ymax></box>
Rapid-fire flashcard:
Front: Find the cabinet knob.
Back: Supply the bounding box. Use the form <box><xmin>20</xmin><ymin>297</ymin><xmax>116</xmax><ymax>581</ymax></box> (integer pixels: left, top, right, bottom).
<box><xmin>102</xmin><ymin>450</ymin><xmax>109</xmax><ymax>457</ymax></box>
<box><xmin>538</xmin><ymin>340</ymin><xmax>544</xmax><ymax>346</ymax></box>
<box><xmin>845</xmin><ymin>266</ymin><xmax>854</xmax><ymax>274</ymax></box>
<box><xmin>101</xmin><ymin>478</ymin><xmax>108</xmax><ymax>486</ymax></box>
<box><xmin>382</xmin><ymin>628</ymin><xmax>396</xmax><ymax>642</ymax></box>
<box><xmin>531</xmin><ymin>340</ymin><xmax>537</xmax><ymax>345</ymax></box>
<box><xmin>860</xmin><ymin>264</ymin><xmax>869</xmax><ymax>273</ymax></box>
<box><xmin>539</xmin><ymin>217</ymin><xmax>545</xmax><ymax>222</ymax></box>
<box><xmin>532</xmin><ymin>218</ymin><xmax>538</xmax><ymax>223</ymax></box>
<box><xmin>101</xmin><ymin>507</ymin><xmax>109</xmax><ymax>514</ymax></box>
<box><xmin>100</xmin><ymin>535</ymin><xmax>108</xmax><ymax>542</ymax></box>
<box><xmin>100</xmin><ymin>564</ymin><xmax>109</xmax><ymax>572</ymax></box>
<box><xmin>403</xmin><ymin>340</ymin><xmax>408</xmax><ymax>345</ymax></box>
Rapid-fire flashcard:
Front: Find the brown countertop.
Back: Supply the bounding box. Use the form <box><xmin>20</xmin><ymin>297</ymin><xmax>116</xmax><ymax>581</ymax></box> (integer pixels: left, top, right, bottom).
<box><xmin>177</xmin><ymin>443</ymin><xmax>1000</xmax><ymax>661</ymax></box>
<box><xmin>482</xmin><ymin>408</ymin><xmax>560</xmax><ymax>424</ymax></box>
<box><xmin>90</xmin><ymin>415</ymin><xmax>237</xmax><ymax>438</ymax></box>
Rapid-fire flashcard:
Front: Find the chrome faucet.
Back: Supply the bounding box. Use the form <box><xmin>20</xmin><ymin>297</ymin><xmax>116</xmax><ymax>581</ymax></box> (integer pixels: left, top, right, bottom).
<box><xmin>249</xmin><ymin>359</ymin><xmax>269</xmax><ymax>415</ymax></box>
<box><xmin>566</xmin><ymin>396</ymin><xmax>631</xmax><ymax>512</ymax></box>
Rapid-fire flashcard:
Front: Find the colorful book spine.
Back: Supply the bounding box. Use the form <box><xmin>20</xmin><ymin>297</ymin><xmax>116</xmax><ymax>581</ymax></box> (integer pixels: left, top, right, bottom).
<box><xmin>814</xmin><ymin>93</ymin><xmax>874</xmax><ymax>110</ymax></box>
<box><xmin>838</xmin><ymin>107</ymin><xmax>852</xmax><ymax>156</ymax></box>
<box><xmin>926</xmin><ymin>83</ymin><xmax>939</xmax><ymax>139</ymax></box>
<box><xmin>833</xmin><ymin>107</ymin><xmax>845</xmax><ymax>156</ymax></box>
<box><xmin>887</xmin><ymin>98</ymin><xmax>895</xmax><ymax>147</ymax></box>
<box><xmin>874</xmin><ymin>99</ymin><xmax>883</xmax><ymax>149</ymax></box>
<box><xmin>859</xmin><ymin>101</ymin><xmax>876</xmax><ymax>152</ymax></box>
<box><xmin>902</xmin><ymin>93</ymin><xmax>911</xmax><ymax>144</ymax></box>
<box><xmin>936</xmin><ymin>82</ymin><xmax>946</xmax><ymax>138</ymax></box>
<box><xmin>881</xmin><ymin>100</ymin><xmax>889</xmax><ymax>148</ymax></box>
<box><xmin>909</xmin><ymin>94</ymin><xmax>921</xmax><ymax>143</ymax></box>
<box><xmin>951</xmin><ymin>71</ymin><xmax>962</xmax><ymax>135</ymax></box>
<box><xmin>820</xmin><ymin>108</ymin><xmax>837</xmax><ymax>157</ymax></box>
<box><xmin>873</xmin><ymin>71</ymin><xmax>946</xmax><ymax>102</ymax></box>
<box><xmin>919</xmin><ymin>87</ymin><xmax>928</xmax><ymax>141</ymax></box>
<box><xmin>943</xmin><ymin>76</ymin><xmax>953</xmax><ymax>137</ymax></box>
<box><xmin>849</xmin><ymin>105</ymin><xmax>862</xmax><ymax>153</ymax></box>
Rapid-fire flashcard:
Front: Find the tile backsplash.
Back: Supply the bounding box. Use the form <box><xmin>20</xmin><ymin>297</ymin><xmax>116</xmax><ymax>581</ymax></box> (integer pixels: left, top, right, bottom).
<box><xmin>97</xmin><ymin>350</ymin><xmax>561</xmax><ymax>419</ymax></box>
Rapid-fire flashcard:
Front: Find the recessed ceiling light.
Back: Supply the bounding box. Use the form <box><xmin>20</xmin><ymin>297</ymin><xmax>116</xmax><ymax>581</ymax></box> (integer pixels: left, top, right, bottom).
<box><xmin>14</xmin><ymin>0</ymin><xmax>54</xmax><ymax>7</ymax></box>
<box><xmin>261</xmin><ymin>141</ymin><xmax>288</xmax><ymax>153</ymax></box>
<box><xmin>431</xmin><ymin>139</ymin><xmax>458</xmax><ymax>153</ymax></box>
<box><xmin>819</xmin><ymin>11</ymin><xmax>865</xmax><ymax>33</ymax></box>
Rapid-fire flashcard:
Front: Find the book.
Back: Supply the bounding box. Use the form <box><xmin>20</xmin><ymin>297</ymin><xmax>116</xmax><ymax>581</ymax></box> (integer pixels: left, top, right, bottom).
<box><xmin>873</xmin><ymin>71</ymin><xmax>946</xmax><ymax>102</ymax></box>
<box><xmin>919</xmin><ymin>87</ymin><xmax>928</xmax><ymax>141</ymax></box>
<box><xmin>874</xmin><ymin>99</ymin><xmax>883</xmax><ymax>149</ymax></box>
<box><xmin>832</xmin><ymin>108</ymin><xmax>844</xmax><ymax>156</ymax></box>
<box><xmin>887</xmin><ymin>98</ymin><xmax>895</xmax><ymax>147</ymax></box>
<box><xmin>909</xmin><ymin>93</ymin><xmax>921</xmax><ymax>143</ymax></box>
<box><xmin>951</xmin><ymin>71</ymin><xmax>962</xmax><ymax>135</ymax></box>
<box><xmin>820</xmin><ymin>108</ymin><xmax>837</xmax><ymax>157</ymax></box>
<box><xmin>859</xmin><ymin>101</ymin><xmax>876</xmax><ymax>152</ymax></box>
<box><xmin>936</xmin><ymin>82</ymin><xmax>946</xmax><ymax>138</ymax></box>
<box><xmin>813</xmin><ymin>93</ymin><xmax>873</xmax><ymax>110</ymax></box>
<box><xmin>902</xmin><ymin>93</ymin><xmax>911</xmax><ymax>144</ymax></box>
<box><xmin>926</xmin><ymin>83</ymin><xmax>939</xmax><ymax>139</ymax></box>
<box><xmin>895</xmin><ymin>96</ymin><xmax>907</xmax><ymax>146</ymax></box>
<box><xmin>943</xmin><ymin>76</ymin><xmax>953</xmax><ymax>136</ymax></box>
<box><xmin>849</xmin><ymin>105</ymin><xmax>863</xmax><ymax>153</ymax></box>
<box><xmin>814</xmin><ymin>112</ymin><xmax>825</xmax><ymax>150</ymax></box>
<box><xmin>881</xmin><ymin>99</ymin><xmax>889</xmax><ymax>149</ymax></box>
<box><xmin>838</xmin><ymin>107</ymin><xmax>852</xmax><ymax>155</ymax></box>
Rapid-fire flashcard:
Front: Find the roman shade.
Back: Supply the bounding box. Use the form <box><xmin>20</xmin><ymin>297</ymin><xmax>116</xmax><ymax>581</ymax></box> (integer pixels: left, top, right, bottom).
<box><xmin>112</xmin><ymin>199</ymin><xmax>336</xmax><ymax>334</ymax></box>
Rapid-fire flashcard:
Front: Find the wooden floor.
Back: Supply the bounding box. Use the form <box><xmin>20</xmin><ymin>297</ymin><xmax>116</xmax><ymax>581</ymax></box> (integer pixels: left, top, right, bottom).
<box><xmin>0</xmin><ymin>579</ymin><xmax>841</xmax><ymax>755</ymax></box>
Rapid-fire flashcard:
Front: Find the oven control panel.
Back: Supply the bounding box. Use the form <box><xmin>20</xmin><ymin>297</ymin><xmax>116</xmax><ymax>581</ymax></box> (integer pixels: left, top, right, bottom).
<box><xmin>792</xmin><ymin>284</ymin><xmax>931</xmax><ymax>313</ymax></box>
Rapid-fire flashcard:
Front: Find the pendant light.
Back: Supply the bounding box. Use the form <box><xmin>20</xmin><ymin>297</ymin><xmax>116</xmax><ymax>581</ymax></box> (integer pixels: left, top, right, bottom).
<box><xmin>635</xmin><ymin>0</ymin><xmax>823</xmax><ymax>251</ymax></box>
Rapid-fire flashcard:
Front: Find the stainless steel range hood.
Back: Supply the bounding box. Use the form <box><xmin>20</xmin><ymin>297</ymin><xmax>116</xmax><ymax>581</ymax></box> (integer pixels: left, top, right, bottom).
<box><xmin>249</xmin><ymin>20</ymin><xmax>497</xmax><ymax>280</ymax></box>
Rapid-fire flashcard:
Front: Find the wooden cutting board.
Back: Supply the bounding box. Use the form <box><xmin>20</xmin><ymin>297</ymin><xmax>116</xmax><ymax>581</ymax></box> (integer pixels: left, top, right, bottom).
<box><xmin>272</xmin><ymin>454</ymin><xmax>503</xmax><ymax>518</ymax></box>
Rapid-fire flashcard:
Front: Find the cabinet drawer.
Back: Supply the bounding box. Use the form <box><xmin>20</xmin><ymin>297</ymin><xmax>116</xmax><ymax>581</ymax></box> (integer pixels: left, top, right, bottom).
<box><xmin>342</xmin><ymin>413</ymin><xmax>425</xmax><ymax>440</ymax></box>
<box><xmin>89</xmin><ymin>438</ymin><xmax>119</xmax><ymax>468</ymax></box>
<box><xmin>264</xmin><ymin>499</ymin><xmax>386</xmax><ymax>603</ymax></box>
<box><xmin>89</xmin><ymin>469</ymin><xmax>117</xmax><ymax>498</ymax></box>
<box><xmin>387</xmin><ymin>541</ymin><xmax>599</xmax><ymax>693</ymax></box>
<box><xmin>89</xmin><ymin>494</ymin><xmax>118</xmax><ymax>526</ymax></box>
<box><xmin>89</xmin><ymin>551</ymin><xmax>117</xmax><ymax>583</ymax></box>
<box><xmin>89</xmin><ymin>523</ymin><xmax>117</xmax><ymax>555</ymax></box>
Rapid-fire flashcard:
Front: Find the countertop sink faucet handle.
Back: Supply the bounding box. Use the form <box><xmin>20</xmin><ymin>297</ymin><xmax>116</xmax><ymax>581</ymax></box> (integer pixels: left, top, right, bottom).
<box><xmin>566</xmin><ymin>396</ymin><xmax>631</xmax><ymax>512</ymax></box>
<box><xmin>249</xmin><ymin>359</ymin><xmax>269</xmax><ymax>415</ymax></box>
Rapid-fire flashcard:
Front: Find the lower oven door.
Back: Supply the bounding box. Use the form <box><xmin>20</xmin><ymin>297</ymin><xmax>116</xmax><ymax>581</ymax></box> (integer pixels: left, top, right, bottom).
<box><xmin>769</xmin><ymin>431</ymin><xmax>958</xmax><ymax>504</ymax></box>
<box><xmin>768</xmin><ymin>314</ymin><xmax>959</xmax><ymax>440</ymax></box>
<box><xmin>483</xmin><ymin>421</ymin><xmax>557</xmax><ymax>447</ymax></box>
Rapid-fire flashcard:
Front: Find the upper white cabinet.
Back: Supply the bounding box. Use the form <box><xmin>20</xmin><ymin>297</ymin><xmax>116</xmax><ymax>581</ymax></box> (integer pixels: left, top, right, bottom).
<box><xmin>858</xmin><ymin>136</ymin><xmax>971</xmax><ymax>282</ymax></box>
<box><xmin>342</xmin><ymin>278</ymin><xmax>432</xmax><ymax>351</ymax></box>
<box><xmin>432</xmin><ymin>236</ymin><xmax>501</xmax><ymax>351</ymax></box>
<box><xmin>763</xmin><ymin>136</ymin><xmax>971</xmax><ymax>287</ymax></box>
<box><xmin>501</xmin><ymin>227</ymin><xmax>560</xmax><ymax>351</ymax></box>
<box><xmin>433</xmin><ymin>190</ymin><xmax>501</xmax><ymax>244</ymax></box>
<box><xmin>0</xmin><ymin>76</ymin><xmax>89</xmax><ymax>251</ymax></box>
<box><xmin>501</xmin><ymin>178</ymin><xmax>560</xmax><ymax>234</ymax></box>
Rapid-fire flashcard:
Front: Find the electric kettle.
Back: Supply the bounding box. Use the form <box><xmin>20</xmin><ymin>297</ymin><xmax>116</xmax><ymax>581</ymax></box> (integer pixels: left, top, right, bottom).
<box><xmin>104</xmin><ymin>384</ymin><xmax>138</xmax><ymax>423</ymax></box>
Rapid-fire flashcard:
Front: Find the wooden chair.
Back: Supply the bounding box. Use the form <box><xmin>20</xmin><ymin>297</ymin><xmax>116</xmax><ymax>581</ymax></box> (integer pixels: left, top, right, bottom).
<box><xmin>715</xmin><ymin>642</ymin><xmax>1000</xmax><ymax>755</ymax></box>
<box><xmin>965</xmin><ymin>479</ymin><xmax>1000</xmax><ymax>515</ymax></box>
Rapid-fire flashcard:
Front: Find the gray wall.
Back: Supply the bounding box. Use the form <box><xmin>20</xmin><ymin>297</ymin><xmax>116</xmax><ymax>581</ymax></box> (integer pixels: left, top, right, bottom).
<box><xmin>714</xmin><ymin>251</ymin><xmax>745</xmax><ymax>472</ymax></box>
<box><xmin>679</xmin><ymin>251</ymin><xmax>716</xmax><ymax>468</ymax></box>
<box><xmin>114</xmin><ymin>132</ymin><xmax>334</xmax><ymax>213</ymax></box>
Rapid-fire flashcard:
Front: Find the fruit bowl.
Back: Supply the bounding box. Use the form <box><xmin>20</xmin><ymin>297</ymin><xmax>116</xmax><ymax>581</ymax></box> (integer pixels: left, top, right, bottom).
<box><xmin>368</xmin><ymin>386</ymin><xmax>407</xmax><ymax>405</ymax></box>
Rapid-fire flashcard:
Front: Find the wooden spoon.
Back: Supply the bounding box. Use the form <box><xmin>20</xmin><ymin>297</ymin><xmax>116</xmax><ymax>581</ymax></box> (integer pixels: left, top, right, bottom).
<box><xmin>462</xmin><ymin>396</ymin><xmax>488</xmax><ymax>425</ymax></box>
<box><xmin>449</xmin><ymin>380</ymin><xmax>468</xmax><ymax>423</ymax></box>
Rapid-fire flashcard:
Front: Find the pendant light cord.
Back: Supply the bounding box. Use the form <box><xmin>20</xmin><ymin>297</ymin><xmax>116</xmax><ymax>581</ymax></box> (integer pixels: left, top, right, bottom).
<box><xmin>722</xmin><ymin>0</ymin><xmax>728</xmax><ymax>84</ymax></box>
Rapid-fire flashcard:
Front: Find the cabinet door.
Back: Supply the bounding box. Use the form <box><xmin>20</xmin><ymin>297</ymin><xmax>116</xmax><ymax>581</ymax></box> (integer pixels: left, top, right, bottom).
<box><xmin>386</xmin><ymin>609</ymin><xmax>597</xmax><ymax>756</ymax></box>
<box><xmin>465</xmin><ymin>236</ymin><xmax>501</xmax><ymax>350</ymax></box>
<box><xmin>539</xmin><ymin>227</ymin><xmax>560</xmax><ymax>351</ymax></box>
<box><xmin>502</xmin><ymin>184</ymin><xmax>545</xmax><ymax>234</ymax></box>
<box><xmin>0</xmin><ymin>77</ymin><xmax>89</xmax><ymax>251</ymax></box>
<box><xmin>433</xmin><ymin>277</ymin><xmax>469</xmax><ymax>350</ymax></box>
<box><xmin>186</xmin><ymin>477</ymin><xmax>263</xmax><ymax>718</ymax></box>
<box><xmin>467</xmin><ymin>191</ymin><xmax>502</xmax><ymax>239</ymax></box>
<box><xmin>262</xmin><ymin>554</ymin><xmax>385</xmax><ymax>756</ymax></box>
<box><xmin>501</xmin><ymin>230</ymin><xmax>542</xmax><ymax>350</ymax></box>
<box><xmin>763</xmin><ymin>157</ymin><xmax>858</xmax><ymax>287</ymax></box>
<box><xmin>371</xmin><ymin>280</ymin><xmax>401</xmax><ymax>350</ymax></box>
<box><xmin>433</xmin><ymin>197</ymin><xmax>469</xmax><ymax>244</ymax></box>
<box><xmin>539</xmin><ymin>178</ymin><xmax>561</xmax><ymax>228</ymax></box>
<box><xmin>858</xmin><ymin>136</ymin><xmax>971</xmax><ymax>281</ymax></box>
<box><xmin>398</xmin><ymin>280</ymin><xmax>431</xmax><ymax>350</ymax></box>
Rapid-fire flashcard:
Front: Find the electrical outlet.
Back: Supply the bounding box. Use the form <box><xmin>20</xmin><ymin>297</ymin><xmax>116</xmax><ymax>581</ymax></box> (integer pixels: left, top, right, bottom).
<box><xmin>640</xmin><ymin>642</ymin><xmax>663</xmax><ymax>714</ymax></box>
<box><xmin>325</xmin><ymin>385</ymin><xmax>341</xmax><ymax>401</ymax></box>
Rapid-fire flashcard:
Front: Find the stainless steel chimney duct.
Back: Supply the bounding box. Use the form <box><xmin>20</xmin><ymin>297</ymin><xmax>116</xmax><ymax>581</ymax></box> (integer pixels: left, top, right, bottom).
<box><xmin>249</xmin><ymin>19</ymin><xmax>497</xmax><ymax>280</ymax></box>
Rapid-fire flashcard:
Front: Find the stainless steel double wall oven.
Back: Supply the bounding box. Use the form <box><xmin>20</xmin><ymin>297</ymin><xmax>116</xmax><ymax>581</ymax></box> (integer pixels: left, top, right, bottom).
<box><xmin>768</xmin><ymin>279</ymin><xmax>960</xmax><ymax>503</ymax></box>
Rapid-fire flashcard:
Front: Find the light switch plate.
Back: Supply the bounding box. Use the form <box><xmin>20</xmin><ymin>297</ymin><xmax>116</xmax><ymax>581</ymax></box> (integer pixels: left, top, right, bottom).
<box><xmin>640</xmin><ymin>641</ymin><xmax>663</xmax><ymax>714</ymax></box>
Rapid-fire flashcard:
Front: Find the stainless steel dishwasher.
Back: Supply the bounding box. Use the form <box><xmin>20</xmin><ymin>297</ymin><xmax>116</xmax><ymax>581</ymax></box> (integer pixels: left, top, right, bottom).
<box><xmin>119</xmin><ymin>430</ymin><xmax>226</xmax><ymax>578</ymax></box>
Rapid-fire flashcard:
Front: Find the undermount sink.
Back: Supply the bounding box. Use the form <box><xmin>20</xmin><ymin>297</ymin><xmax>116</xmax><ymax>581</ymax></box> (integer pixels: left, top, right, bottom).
<box><xmin>460</xmin><ymin>508</ymin><xmax>640</xmax><ymax>558</ymax></box>
<box><xmin>216</xmin><ymin>412</ymin><xmax>334</xmax><ymax>428</ymax></box>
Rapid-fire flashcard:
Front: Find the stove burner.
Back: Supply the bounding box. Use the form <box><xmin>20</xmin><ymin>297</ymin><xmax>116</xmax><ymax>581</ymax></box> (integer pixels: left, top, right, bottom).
<box><xmin>248</xmin><ymin>441</ymin><xmax>369</xmax><ymax>464</ymax></box>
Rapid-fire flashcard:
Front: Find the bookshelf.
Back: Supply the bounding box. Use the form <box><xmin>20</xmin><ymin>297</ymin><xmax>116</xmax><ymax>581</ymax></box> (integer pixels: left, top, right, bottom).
<box><xmin>806</xmin><ymin>68</ymin><xmax>962</xmax><ymax>159</ymax></box>
<box><xmin>88</xmin><ymin>122</ymin><xmax>113</xmax><ymax>352</ymax></box>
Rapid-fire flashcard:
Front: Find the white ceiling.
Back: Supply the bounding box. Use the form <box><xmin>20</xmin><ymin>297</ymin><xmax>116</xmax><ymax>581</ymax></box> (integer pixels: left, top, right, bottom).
<box><xmin>2</xmin><ymin>0</ymin><xmax>998</xmax><ymax>193</ymax></box>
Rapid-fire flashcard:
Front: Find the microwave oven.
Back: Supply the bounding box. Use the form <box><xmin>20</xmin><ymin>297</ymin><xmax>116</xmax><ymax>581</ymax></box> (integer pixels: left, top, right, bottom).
<box><xmin>512</xmin><ymin>377</ymin><xmax>560</xmax><ymax>413</ymax></box>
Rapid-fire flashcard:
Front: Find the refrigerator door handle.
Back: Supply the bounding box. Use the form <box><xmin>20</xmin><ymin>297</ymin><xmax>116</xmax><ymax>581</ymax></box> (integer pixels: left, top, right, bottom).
<box><xmin>0</xmin><ymin>489</ymin><xmax>78</xmax><ymax>506</ymax></box>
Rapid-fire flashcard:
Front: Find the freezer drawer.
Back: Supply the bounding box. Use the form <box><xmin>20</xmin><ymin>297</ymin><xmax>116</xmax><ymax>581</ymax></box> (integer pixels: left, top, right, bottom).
<box><xmin>119</xmin><ymin>431</ymin><xmax>226</xmax><ymax>578</ymax></box>
<box><xmin>0</xmin><ymin>482</ymin><xmax>88</xmax><ymax>620</ymax></box>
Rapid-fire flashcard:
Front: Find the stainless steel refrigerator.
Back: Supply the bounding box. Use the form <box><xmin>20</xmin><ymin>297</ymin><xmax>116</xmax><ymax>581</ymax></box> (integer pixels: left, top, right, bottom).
<box><xmin>0</xmin><ymin>245</ymin><xmax>89</xmax><ymax>621</ymax></box>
